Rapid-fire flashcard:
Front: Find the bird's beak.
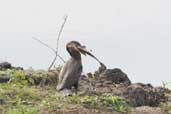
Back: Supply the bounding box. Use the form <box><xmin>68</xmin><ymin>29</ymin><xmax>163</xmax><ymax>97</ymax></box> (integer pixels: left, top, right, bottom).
<box><xmin>77</xmin><ymin>45</ymin><xmax>88</xmax><ymax>56</ymax></box>
<box><xmin>77</xmin><ymin>45</ymin><xmax>106</xmax><ymax>67</ymax></box>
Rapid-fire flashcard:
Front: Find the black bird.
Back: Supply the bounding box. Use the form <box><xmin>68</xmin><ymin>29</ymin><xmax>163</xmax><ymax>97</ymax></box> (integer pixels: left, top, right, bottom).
<box><xmin>56</xmin><ymin>41</ymin><xmax>105</xmax><ymax>94</ymax></box>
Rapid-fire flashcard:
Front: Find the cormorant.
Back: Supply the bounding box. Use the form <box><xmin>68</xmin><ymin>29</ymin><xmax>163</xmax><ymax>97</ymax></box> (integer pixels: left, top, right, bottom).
<box><xmin>56</xmin><ymin>41</ymin><xmax>105</xmax><ymax>94</ymax></box>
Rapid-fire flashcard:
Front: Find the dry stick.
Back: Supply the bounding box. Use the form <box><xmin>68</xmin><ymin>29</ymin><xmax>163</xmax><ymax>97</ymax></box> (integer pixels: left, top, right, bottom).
<box><xmin>32</xmin><ymin>37</ymin><xmax>56</xmax><ymax>53</ymax></box>
<box><xmin>32</xmin><ymin>37</ymin><xmax>65</xmax><ymax>63</ymax></box>
<box><xmin>48</xmin><ymin>15</ymin><xmax>68</xmax><ymax>71</ymax></box>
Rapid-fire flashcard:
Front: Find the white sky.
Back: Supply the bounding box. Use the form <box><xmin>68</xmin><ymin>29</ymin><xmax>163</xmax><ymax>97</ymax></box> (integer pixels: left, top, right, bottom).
<box><xmin>0</xmin><ymin>0</ymin><xmax>171</xmax><ymax>86</ymax></box>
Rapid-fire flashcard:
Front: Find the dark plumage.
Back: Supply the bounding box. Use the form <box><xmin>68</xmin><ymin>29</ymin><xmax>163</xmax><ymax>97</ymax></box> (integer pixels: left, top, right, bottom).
<box><xmin>56</xmin><ymin>41</ymin><xmax>105</xmax><ymax>94</ymax></box>
<box><xmin>56</xmin><ymin>41</ymin><xmax>84</xmax><ymax>91</ymax></box>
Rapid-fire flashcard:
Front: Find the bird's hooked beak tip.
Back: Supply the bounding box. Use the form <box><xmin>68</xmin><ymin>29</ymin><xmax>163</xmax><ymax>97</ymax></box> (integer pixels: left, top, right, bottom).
<box><xmin>76</xmin><ymin>42</ymin><xmax>106</xmax><ymax>67</ymax></box>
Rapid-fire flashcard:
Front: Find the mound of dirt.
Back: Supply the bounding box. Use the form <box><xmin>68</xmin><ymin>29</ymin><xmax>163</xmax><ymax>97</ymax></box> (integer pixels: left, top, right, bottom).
<box><xmin>79</xmin><ymin>68</ymin><xmax>171</xmax><ymax>107</ymax></box>
<box><xmin>99</xmin><ymin>68</ymin><xmax>131</xmax><ymax>85</ymax></box>
<box><xmin>124</xmin><ymin>83</ymin><xmax>170</xmax><ymax>107</ymax></box>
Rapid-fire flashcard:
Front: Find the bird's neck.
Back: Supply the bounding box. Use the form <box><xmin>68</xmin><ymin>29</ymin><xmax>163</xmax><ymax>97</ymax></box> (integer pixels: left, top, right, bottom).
<box><xmin>71</xmin><ymin>53</ymin><xmax>81</xmax><ymax>60</ymax></box>
<box><xmin>67</xmin><ymin>49</ymin><xmax>82</xmax><ymax>60</ymax></box>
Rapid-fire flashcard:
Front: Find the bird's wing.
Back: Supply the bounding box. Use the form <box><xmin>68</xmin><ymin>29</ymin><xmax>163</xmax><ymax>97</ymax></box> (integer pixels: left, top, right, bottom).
<box><xmin>58</xmin><ymin>62</ymin><xmax>69</xmax><ymax>84</ymax></box>
<box><xmin>59</xmin><ymin>60</ymin><xmax>82</xmax><ymax>90</ymax></box>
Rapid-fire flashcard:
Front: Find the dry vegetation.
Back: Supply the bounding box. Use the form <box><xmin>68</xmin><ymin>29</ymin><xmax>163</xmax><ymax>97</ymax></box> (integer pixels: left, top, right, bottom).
<box><xmin>0</xmin><ymin>68</ymin><xmax>170</xmax><ymax>114</ymax></box>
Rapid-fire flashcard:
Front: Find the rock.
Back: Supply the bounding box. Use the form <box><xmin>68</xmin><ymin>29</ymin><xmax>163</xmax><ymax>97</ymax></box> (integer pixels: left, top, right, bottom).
<box><xmin>0</xmin><ymin>75</ymin><xmax>10</xmax><ymax>83</ymax></box>
<box><xmin>95</xmin><ymin>82</ymin><xmax>103</xmax><ymax>87</ymax></box>
<box><xmin>0</xmin><ymin>62</ymin><xmax>23</xmax><ymax>70</ymax></box>
<box><xmin>125</xmin><ymin>83</ymin><xmax>167</xmax><ymax>107</ymax></box>
<box><xmin>25</xmin><ymin>69</ymin><xmax>59</xmax><ymax>86</ymax></box>
<box><xmin>103</xmin><ymin>80</ymin><xmax>113</xmax><ymax>85</ymax></box>
<box><xmin>0</xmin><ymin>97</ymin><xmax>5</xmax><ymax>105</ymax></box>
<box><xmin>99</xmin><ymin>68</ymin><xmax>131</xmax><ymax>85</ymax></box>
<box><xmin>12</xmin><ymin>66</ymin><xmax>24</xmax><ymax>70</ymax></box>
<box><xmin>94</xmin><ymin>64</ymin><xmax>107</xmax><ymax>77</ymax></box>
<box><xmin>0</xmin><ymin>62</ymin><xmax>12</xmax><ymax>70</ymax></box>
<box><xmin>87</xmin><ymin>72</ymin><xmax>94</xmax><ymax>78</ymax></box>
<box><xmin>80</xmin><ymin>68</ymin><xmax>170</xmax><ymax>107</ymax></box>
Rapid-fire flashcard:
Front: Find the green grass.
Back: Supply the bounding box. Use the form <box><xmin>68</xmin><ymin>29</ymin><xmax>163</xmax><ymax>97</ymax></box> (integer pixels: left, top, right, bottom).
<box><xmin>7</xmin><ymin>69</ymin><xmax>28</xmax><ymax>87</ymax></box>
<box><xmin>6</xmin><ymin>104</ymin><xmax>38</xmax><ymax>114</ymax></box>
<box><xmin>99</xmin><ymin>95</ymin><xmax>128</xmax><ymax>113</ymax></box>
<box><xmin>0</xmin><ymin>69</ymin><xmax>130</xmax><ymax>114</ymax></box>
<box><xmin>65</xmin><ymin>94</ymin><xmax>129</xmax><ymax>113</ymax></box>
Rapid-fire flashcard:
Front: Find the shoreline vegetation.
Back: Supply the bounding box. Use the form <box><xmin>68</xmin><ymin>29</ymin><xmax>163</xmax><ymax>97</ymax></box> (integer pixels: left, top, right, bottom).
<box><xmin>0</xmin><ymin>62</ymin><xmax>170</xmax><ymax>114</ymax></box>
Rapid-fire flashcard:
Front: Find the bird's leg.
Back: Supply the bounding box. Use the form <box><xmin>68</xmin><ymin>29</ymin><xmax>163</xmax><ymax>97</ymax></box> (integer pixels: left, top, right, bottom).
<box><xmin>73</xmin><ymin>82</ymin><xmax>79</xmax><ymax>93</ymax></box>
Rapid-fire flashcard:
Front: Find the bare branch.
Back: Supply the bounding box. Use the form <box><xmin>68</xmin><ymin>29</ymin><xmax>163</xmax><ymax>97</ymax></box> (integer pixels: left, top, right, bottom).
<box><xmin>32</xmin><ymin>37</ymin><xmax>65</xmax><ymax>63</ymax></box>
<box><xmin>32</xmin><ymin>37</ymin><xmax>56</xmax><ymax>53</ymax></box>
<box><xmin>56</xmin><ymin>15</ymin><xmax>68</xmax><ymax>52</ymax></box>
<box><xmin>48</xmin><ymin>15</ymin><xmax>68</xmax><ymax>70</ymax></box>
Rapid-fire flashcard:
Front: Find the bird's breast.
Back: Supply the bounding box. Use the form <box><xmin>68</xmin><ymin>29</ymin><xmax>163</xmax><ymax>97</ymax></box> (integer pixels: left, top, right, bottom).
<box><xmin>65</xmin><ymin>58</ymin><xmax>82</xmax><ymax>73</ymax></box>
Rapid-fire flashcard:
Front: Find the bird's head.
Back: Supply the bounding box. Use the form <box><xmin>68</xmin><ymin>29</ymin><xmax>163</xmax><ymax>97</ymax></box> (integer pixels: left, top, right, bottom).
<box><xmin>66</xmin><ymin>41</ymin><xmax>106</xmax><ymax>67</ymax></box>
<box><xmin>66</xmin><ymin>41</ymin><xmax>88</xmax><ymax>58</ymax></box>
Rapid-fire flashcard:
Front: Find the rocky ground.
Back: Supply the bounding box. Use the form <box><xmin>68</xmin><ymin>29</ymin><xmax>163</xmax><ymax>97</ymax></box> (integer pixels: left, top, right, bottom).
<box><xmin>0</xmin><ymin>62</ymin><xmax>171</xmax><ymax>114</ymax></box>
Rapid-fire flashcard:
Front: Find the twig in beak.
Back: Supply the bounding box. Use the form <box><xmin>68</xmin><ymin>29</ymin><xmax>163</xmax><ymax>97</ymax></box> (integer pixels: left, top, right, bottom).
<box><xmin>77</xmin><ymin>46</ymin><xmax>106</xmax><ymax>68</ymax></box>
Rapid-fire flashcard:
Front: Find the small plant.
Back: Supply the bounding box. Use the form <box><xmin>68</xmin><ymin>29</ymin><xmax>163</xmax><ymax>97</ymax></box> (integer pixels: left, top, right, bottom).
<box><xmin>7</xmin><ymin>69</ymin><xmax>28</xmax><ymax>87</ymax></box>
<box><xmin>81</xmin><ymin>96</ymin><xmax>98</xmax><ymax>108</ymax></box>
<box><xmin>100</xmin><ymin>95</ymin><xmax>128</xmax><ymax>113</ymax></box>
<box><xmin>67</xmin><ymin>94</ymin><xmax>81</xmax><ymax>104</ymax></box>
